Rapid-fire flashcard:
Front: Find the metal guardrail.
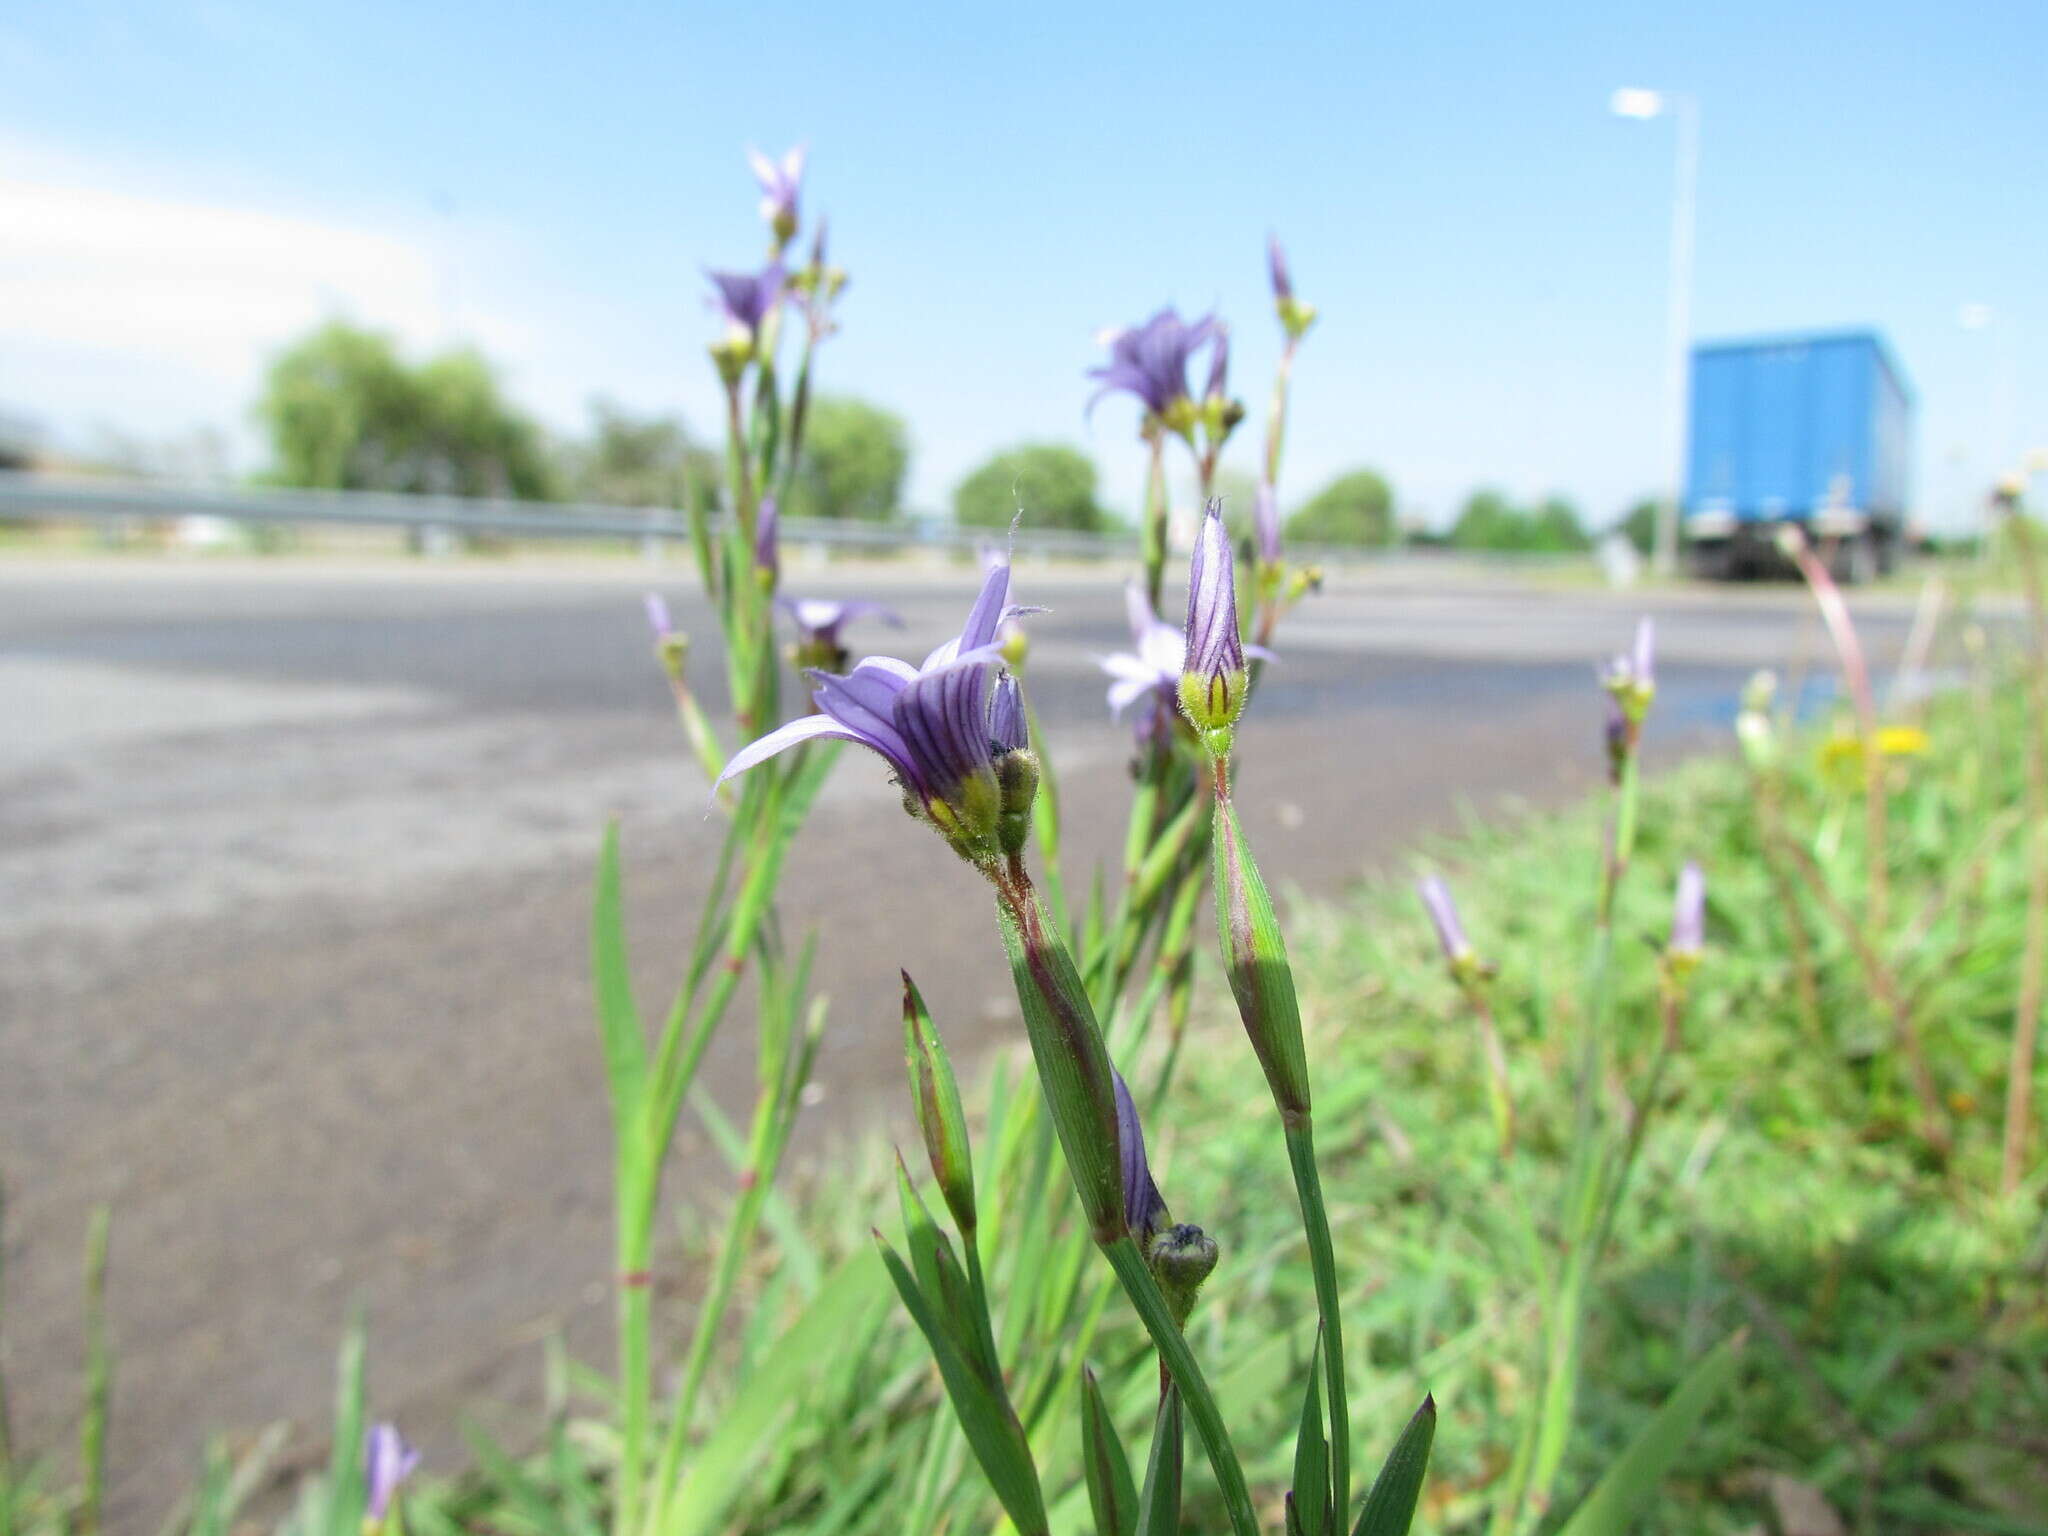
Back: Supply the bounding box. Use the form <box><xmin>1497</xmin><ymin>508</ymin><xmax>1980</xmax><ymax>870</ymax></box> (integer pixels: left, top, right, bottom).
<box><xmin>0</xmin><ymin>470</ymin><xmax>1586</xmax><ymax>569</ymax></box>
<box><xmin>0</xmin><ymin>471</ymin><xmax>1143</xmax><ymax>560</ymax></box>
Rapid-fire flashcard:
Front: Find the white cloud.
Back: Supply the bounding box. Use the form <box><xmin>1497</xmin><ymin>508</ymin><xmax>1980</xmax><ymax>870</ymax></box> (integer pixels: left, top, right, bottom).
<box><xmin>0</xmin><ymin>165</ymin><xmax>557</xmax><ymax>462</ymax></box>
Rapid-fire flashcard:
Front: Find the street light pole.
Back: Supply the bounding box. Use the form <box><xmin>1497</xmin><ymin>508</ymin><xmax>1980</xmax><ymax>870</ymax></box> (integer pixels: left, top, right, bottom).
<box><xmin>1613</xmin><ymin>88</ymin><xmax>1699</xmax><ymax>578</ymax></box>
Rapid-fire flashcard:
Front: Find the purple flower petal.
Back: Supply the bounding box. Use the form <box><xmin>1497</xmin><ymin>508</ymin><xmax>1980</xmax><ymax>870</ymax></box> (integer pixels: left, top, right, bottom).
<box><xmin>643</xmin><ymin>592</ymin><xmax>673</xmax><ymax>639</ymax></box>
<box><xmin>957</xmin><ymin>559</ymin><xmax>1013</xmax><ymax>654</ymax></box>
<box><xmin>1671</xmin><ymin>860</ymin><xmax>1706</xmax><ymax>957</ymax></box>
<box><xmin>1417</xmin><ymin>875</ymin><xmax>1471</xmax><ymax>963</ymax></box>
<box><xmin>715</xmin><ymin>712</ymin><xmax>885</xmax><ymax>791</ymax></box>
<box><xmin>364</xmin><ymin>1423</ymin><xmax>420</xmax><ymax>1523</ymax></box>
<box><xmin>989</xmin><ymin>673</ymin><xmax>1027</xmax><ymax>754</ymax></box>
<box><xmin>1183</xmin><ymin>501</ymin><xmax>1245</xmax><ymax>688</ymax></box>
<box><xmin>1113</xmin><ymin>1070</ymin><xmax>1167</xmax><ymax>1238</ymax></box>
<box><xmin>1254</xmin><ymin>481</ymin><xmax>1282</xmax><ymax>564</ymax></box>
<box><xmin>1268</xmin><ymin>234</ymin><xmax>1294</xmax><ymax>305</ymax></box>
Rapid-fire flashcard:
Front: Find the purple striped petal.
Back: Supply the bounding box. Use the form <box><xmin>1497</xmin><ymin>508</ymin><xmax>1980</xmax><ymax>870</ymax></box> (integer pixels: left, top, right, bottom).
<box><xmin>715</xmin><ymin>712</ymin><xmax>887</xmax><ymax>791</ymax></box>
<box><xmin>1113</xmin><ymin>1070</ymin><xmax>1167</xmax><ymax>1238</ymax></box>
<box><xmin>989</xmin><ymin>672</ymin><xmax>1027</xmax><ymax>754</ymax></box>
<box><xmin>1183</xmin><ymin>500</ymin><xmax>1245</xmax><ymax>687</ymax></box>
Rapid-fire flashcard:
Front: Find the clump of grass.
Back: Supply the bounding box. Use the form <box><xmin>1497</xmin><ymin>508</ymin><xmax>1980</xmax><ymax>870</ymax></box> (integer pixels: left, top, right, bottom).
<box><xmin>564</xmin><ymin>675</ymin><xmax>2039</xmax><ymax>1536</ymax></box>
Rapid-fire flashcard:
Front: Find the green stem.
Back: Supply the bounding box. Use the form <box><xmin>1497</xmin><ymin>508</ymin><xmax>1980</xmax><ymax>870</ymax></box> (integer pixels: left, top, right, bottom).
<box><xmin>1284</xmin><ymin>1122</ymin><xmax>1351</xmax><ymax>1516</ymax></box>
<box><xmin>1100</xmin><ymin>1238</ymin><xmax>1260</xmax><ymax>1536</ymax></box>
<box><xmin>1142</xmin><ymin>433</ymin><xmax>1168</xmax><ymax>613</ymax></box>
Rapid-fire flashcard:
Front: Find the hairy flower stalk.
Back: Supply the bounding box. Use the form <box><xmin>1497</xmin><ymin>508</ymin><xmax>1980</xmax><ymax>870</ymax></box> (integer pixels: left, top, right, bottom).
<box><xmin>1417</xmin><ymin>875</ymin><xmax>1515</xmax><ymax>1156</ymax></box>
<box><xmin>1180</xmin><ymin>499</ymin><xmax>1352</xmax><ymax>1513</ymax></box>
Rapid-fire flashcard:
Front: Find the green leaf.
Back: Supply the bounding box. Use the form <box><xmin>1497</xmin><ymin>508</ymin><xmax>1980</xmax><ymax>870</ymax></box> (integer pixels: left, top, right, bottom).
<box><xmin>1080</xmin><ymin>1367</ymin><xmax>1137</xmax><ymax>1536</ymax></box>
<box><xmin>1293</xmin><ymin>1330</ymin><xmax>1330</xmax><ymax>1536</ymax></box>
<box><xmin>591</xmin><ymin>825</ymin><xmax>647</xmax><ymax>1126</ymax></box>
<box><xmin>1351</xmin><ymin>1394</ymin><xmax>1436</xmax><ymax>1536</ymax></box>
<box><xmin>321</xmin><ymin>1320</ymin><xmax>368</xmax><ymax>1536</ymax></box>
<box><xmin>1550</xmin><ymin>1332</ymin><xmax>1743</xmax><ymax>1536</ymax></box>
<box><xmin>1135</xmin><ymin>1386</ymin><xmax>1183</xmax><ymax>1536</ymax></box>
<box><xmin>874</xmin><ymin>1237</ymin><xmax>1047</xmax><ymax>1536</ymax></box>
<box><xmin>663</xmin><ymin>1252</ymin><xmax>889</xmax><ymax>1536</ymax></box>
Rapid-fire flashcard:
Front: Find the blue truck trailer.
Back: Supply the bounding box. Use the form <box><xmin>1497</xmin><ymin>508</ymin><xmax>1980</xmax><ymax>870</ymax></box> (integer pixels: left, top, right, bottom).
<box><xmin>1684</xmin><ymin>329</ymin><xmax>1912</xmax><ymax>581</ymax></box>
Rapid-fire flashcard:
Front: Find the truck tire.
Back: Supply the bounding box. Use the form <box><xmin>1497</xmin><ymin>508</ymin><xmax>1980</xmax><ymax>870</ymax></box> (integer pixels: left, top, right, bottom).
<box><xmin>1688</xmin><ymin>541</ymin><xmax>1734</xmax><ymax>581</ymax></box>
<box><xmin>1826</xmin><ymin>532</ymin><xmax>1879</xmax><ymax>585</ymax></box>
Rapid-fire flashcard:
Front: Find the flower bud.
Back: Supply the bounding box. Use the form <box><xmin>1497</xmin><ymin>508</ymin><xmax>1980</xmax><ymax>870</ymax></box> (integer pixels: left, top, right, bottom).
<box><xmin>1671</xmin><ymin>861</ymin><xmax>1706</xmax><ymax>947</ymax></box>
<box><xmin>1269</xmin><ymin>235</ymin><xmax>1318</xmax><ymax>340</ymax></box>
<box><xmin>1254</xmin><ymin>481</ymin><xmax>1283</xmax><ymax>566</ymax></box>
<box><xmin>1179</xmin><ymin>500</ymin><xmax>1249</xmax><ymax>749</ymax></box>
<box><xmin>753</xmin><ymin>494</ymin><xmax>780</xmax><ymax>588</ymax></box>
<box><xmin>645</xmin><ymin>594</ymin><xmax>689</xmax><ymax>681</ymax></box>
<box><xmin>1417</xmin><ymin>875</ymin><xmax>1482</xmax><ymax>986</ymax></box>
<box><xmin>902</xmin><ymin>972</ymin><xmax>976</xmax><ymax>1238</ymax></box>
<box><xmin>1667</xmin><ymin>860</ymin><xmax>1705</xmax><ymax>977</ymax></box>
<box><xmin>1113</xmin><ymin>1070</ymin><xmax>1168</xmax><ymax>1243</ymax></box>
<box><xmin>1150</xmin><ymin>1222</ymin><xmax>1219</xmax><ymax>1327</ymax></box>
<box><xmin>364</xmin><ymin>1423</ymin><xmax>419</xmax><ymax>1526</ymax></box>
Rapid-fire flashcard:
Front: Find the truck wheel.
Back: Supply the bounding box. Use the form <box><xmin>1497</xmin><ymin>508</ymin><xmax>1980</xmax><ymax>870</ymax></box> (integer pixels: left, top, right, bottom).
<box><xmin>1827</xmin><ymin>532</ymin><xmax>1879</xmax><ymax>585</ymax></box>
<box><xmin>1688</xmin><ymin>541</ymin><xmax>1733</xmax><ymax>581</ymax></box>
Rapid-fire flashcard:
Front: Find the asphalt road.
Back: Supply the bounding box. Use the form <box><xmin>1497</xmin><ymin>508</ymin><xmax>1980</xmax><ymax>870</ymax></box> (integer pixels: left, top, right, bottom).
<box><xmin>0</xmin><ymin>556</ymin><xmax>1911</xmax><ymax>1526</ymax></box>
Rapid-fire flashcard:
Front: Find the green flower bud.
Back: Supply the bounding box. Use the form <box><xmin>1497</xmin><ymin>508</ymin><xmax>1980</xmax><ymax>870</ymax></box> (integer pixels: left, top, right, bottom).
<box><xmin>902</xmin><ymin>972</ymin><xmax>976</xmax><ymax>1239</ymax></box>
<box><xmin>1150</xmin><ymin>1222</ymin><xmax>1219</xmax><ymax>1327</ymax></box>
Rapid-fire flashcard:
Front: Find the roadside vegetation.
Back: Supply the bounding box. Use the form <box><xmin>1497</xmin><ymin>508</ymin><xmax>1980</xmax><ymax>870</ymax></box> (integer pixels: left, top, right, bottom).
<box><xmin>4</xmin><ymin>141</ymin><xmax>2043</xmax><ymax>1536</ymax></box>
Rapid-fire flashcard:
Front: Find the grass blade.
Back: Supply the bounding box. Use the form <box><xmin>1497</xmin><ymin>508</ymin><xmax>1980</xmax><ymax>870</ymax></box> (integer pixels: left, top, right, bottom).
<box><xmin>1550</xmin><ymin>1332</ymin><xmax>1743</xmax><ymax>1536</ymax></box>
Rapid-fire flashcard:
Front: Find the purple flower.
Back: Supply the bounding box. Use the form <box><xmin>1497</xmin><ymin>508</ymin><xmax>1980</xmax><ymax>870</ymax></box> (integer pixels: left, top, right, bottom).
<box><xmin>1601</xmin><ymin>616</ymin><xmax>1656</xmax><ymax>776</ymax></box>
<box><xmin>1179</xmin><ymin>500</ymin><xmax>1248</xmax><ymax>735</ymax></box>
<box><xmin>725</xmin><ymin>562</ymin><xmax>1039</xmax><ymax>858</ymax></box>
<box><xmin>1204</xmin><ymin>321</ymin><xmax>1231</xmax><ymax>402</ymax></box>
<box><xmin>1268</xmin><ymin>234</ymin><xmax>1294</xmax><ymax>305</ymax></box>
<box><xmin>754</xmin><ymin>494</ymin><xmax>780</xmax><ymax>579</ymax></box>
<box><xmin>777</xmin><ymin>595</ymin><xmax>902</xmax><ymax>669</ymax></box>
<box><xmin>978</xmin><ymin>541</ymin><xmax>1030</xmax><ymax>666</ymax></box>
<box><xmin>1602</xmin><ymin>616</ymin><xmax>1656</xmax><ymax>700</ymax></box>
<box><xmin>1417</xmin><ymin>875</ymin><xmax>1472</xmax><ymax>965</ymax></box>
<box><xmin>643</xmin><ymin>591</ymin><xmax>674</xmax><ymax>639</ymax></box>
<box><xmin>1112</xmin><ymin>1069</ymin><xmax>1167</xmax><ymax>1240</ymax></box>
<box><xmin>1100</xmin><ymin>580</ymin><xmax>1188</xmax><ymax>721</ymax></box>
<box><xmin>989</xmin><ymin>671</ymin><xmax>1027</xmax><ymax>754</ymax></box>
<box><xmin>1086</xmin><ymin>307</ymin><xmax>1222</xmax><ymax>422</ymax></box>
<box><xmin>1670</xmin><ymin>860</ymin><xmax>1705</xmax><ymax>959</ymax></box>
<box><xmin>746</xmin><ymin>144</ymin><xmax>805</xmax><ymax>242</ymax></box>
<box><xmin>364</xmin><ymin>1423</ymin><xmax>419</xmax><ymax>1523</ymax></box>
<box><xmin>707</xmin><ymin>262</ymin><xmax>786</xmax><ymax>340</ymax></box>
<box><xmin>1254</xmin><ymin>481</ymin><xmax>1282</xmax><ymax>564</ymax></box>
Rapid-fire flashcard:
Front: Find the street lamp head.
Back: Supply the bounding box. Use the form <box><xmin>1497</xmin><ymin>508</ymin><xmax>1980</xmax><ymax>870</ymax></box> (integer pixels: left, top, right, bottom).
<box><xmin>1610</xmin><ymin>87</ymin><xmax>1665</xmax><ymax>120</ymax></box>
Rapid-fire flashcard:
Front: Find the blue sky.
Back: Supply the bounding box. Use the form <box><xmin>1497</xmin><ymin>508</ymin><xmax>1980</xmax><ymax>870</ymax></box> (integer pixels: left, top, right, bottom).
<box><xmin>3</xmin><ymin>0</ymin><xmax>2041</xmax><ymax>530</ymax></box>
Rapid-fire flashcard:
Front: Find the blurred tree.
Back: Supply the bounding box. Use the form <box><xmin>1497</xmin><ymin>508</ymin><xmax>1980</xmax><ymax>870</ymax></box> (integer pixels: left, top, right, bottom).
<box><xmin>1449</xmin><ymin>487</ymin><xmax>1518</xmax><ymax>549</ymax></box>
<box><xmin>1449</xmin><ymin>489</ymin><xmax>1588</xmax><ymax>553</ymax></box>
<box><xmin>783</xmin><ymin>395</ymin><xmax>910</xmax><ymax>522</ymax></box>
<box><xmin>955</xmin><ymin>442</ymin><xmax>1108</xmax><ymax>532</ymax></box>
<box><xmin>1615</xmin><ymin>496</ymin><xmax>1663</xmax><ymax>554</ymax></box>
<box><xmin>1529</xmin><ymin>494</ymin><xmax>1590</xmax><ymax>552</ymax></box>
<box><xmin>562</xmin><ymin>399</ymin><xmax>721</xmax><ymax>508</ymax></box>
<box><xmin>254</xmin><ymin>322</ymin><xmax>554</xmax><ymax>499</ymax></box>
<box><xmin>1286</xmin><ymin>467</ymin><xmax>1396</xmax><ymax>546</ymax></box>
